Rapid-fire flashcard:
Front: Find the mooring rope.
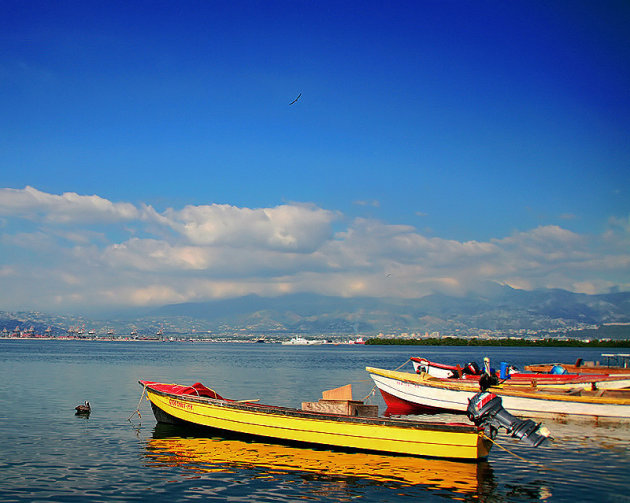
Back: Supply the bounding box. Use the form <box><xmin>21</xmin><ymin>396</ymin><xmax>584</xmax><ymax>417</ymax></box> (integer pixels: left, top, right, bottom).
<box><xmin>127</xmin><ymin>383</ymin><xmax>147</xmax><ymax>422</ymax></box>
<box><xmin>481</xmin><ymin>432</ymin><xmax>555</xmax><ymax>470</ymax></box>
<box><xmin>394</xmin><ymin>358</ymin><xmax>412</xmax><ymax>371</ymax></box>
<box><xmin>362</xmin><ymin>358</ymin><xmax>412</xmax><ymax>402</ymax></box>
<box><xmin>361</xmin><ymin>385</ymin><xmax>377</xmax><ymax>403</ymax></box>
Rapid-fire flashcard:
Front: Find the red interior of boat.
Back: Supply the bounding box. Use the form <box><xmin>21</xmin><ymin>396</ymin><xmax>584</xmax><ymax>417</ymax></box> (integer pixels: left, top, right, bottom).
<box><xmin>140</xmin><ymin>380</ymin><xmax>224</xmax><ymax>399</ymax></box>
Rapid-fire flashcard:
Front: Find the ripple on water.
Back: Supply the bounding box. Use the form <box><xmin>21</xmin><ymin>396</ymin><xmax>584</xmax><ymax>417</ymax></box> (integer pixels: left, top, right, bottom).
<box><xmin>2</xmin><ymin>341</ymin><xmax>630</xmax><ymax>502</ymax></box>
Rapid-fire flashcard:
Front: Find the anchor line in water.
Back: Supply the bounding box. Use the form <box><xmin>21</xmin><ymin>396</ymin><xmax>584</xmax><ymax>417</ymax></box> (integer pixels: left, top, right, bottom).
<box><xmin>481</xmin><ymin>432</ymin><xmax>556</xmax><ymax>471</ymax></box>
<box><xmin>128</xmin><ymin>383</ymin><xmax>147</xmax><ymax>422</ymax></box>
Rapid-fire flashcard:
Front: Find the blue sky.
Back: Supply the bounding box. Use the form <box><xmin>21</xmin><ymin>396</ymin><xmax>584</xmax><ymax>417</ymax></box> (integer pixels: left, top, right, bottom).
<box><xmin>1</xmin><ymin>1</ymin><xmax>629</xmax><ymax>313</ymax></box>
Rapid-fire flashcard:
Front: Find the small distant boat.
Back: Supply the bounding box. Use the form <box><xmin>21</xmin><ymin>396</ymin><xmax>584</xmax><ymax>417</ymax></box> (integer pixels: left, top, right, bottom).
<box><xmin>411</xmin><ymin>357</ymin><xmax>630</xmax><ymax>390</ymax></box>
<box><xmin>367</xmin><ymin>366</ymin><xmax>630</xmax><ymax>422</ymax></box>
<box><xmin>139</xmin><ymin>380</ymin><xmax>494</xmax><ymax>460</ymax></box>
<box><xmin>281</xmin><ymin>336</ymin><xmax>323</xmax><ymax>345</ymax></box>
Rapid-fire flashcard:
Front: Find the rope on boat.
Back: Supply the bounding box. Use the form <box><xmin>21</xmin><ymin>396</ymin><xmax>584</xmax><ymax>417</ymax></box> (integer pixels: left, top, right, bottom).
<box><xmin>361</xmin><ymin>385</ymin><xmax>377</xmax><ymax>403</ymax></box>
<box><xmin>362</xmin><ymin>358</ymin><xmax>411</xmax><ymax>402</ymax></box>
<box><xmin>394</xmin><ymin>358</ymin><xmax>411</xmax><ymax>371</ymax></box>
<box><xmin>363</xmin><ymin>358</ymin><xmax>555</xmax><ymax>469</ymax></box>
<box><xmin>127</xmin><ymin>383</ymin><xmax>147</xmax><ymax>422</ymax></box>
<box><xmin>481</xmin><ymin>433</ymin><xmax>556</xmax><ymax>471</ymax></box>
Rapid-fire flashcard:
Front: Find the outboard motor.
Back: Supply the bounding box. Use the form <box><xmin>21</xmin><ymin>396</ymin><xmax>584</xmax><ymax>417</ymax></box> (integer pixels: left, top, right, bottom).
<box><xmin>467</xmin><ymin>391</ymin><xmax>550</xmax><ymax>447</ymax></box>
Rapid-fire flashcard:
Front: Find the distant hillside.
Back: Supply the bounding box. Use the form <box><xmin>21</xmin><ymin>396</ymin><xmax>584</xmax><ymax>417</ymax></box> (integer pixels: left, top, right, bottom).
<box><xmin>149</xmin><ymin>287</ymin><xmax>630</xmax><ymax>336</ymax></box>
<box><xmin>3</xmin><ymin>287</ymin><xmax>628</xmax><ymax>338</ymax></box>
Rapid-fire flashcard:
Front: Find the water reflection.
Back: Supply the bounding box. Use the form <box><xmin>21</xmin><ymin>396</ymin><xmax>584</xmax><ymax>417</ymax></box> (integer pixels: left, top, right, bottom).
<box><xmin>144</xmin><ymin>424</ymin><xmax>493</xmax><ymax>497</ymax></box>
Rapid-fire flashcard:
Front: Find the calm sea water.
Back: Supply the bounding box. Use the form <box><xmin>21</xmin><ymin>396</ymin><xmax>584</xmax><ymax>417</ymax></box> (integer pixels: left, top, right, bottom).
<box><xmin>1</xmin><ymin>340</ymin><xmax>628</xmax><ymax>502</ymax></box>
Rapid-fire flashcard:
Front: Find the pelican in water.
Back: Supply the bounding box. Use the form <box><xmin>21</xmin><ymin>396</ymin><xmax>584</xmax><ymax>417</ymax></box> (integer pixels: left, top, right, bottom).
<box><xmin>75</xmin><ymin>401</ymin><xmax>91</xmax><ymax>415</ymax></box>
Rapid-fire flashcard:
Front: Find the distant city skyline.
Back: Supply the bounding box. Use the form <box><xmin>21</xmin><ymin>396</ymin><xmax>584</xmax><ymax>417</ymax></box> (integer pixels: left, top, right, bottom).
<box><xmin>1</xmin><ymin>1</ymin><xmax>628</xmax><ymax>313</ymax></box>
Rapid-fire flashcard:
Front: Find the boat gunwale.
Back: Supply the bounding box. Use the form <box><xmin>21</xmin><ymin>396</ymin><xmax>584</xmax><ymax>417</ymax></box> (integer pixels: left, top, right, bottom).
<box><xmin>140</xmin><ymin>380</ymin><xmax>480</xmax><ymax>433</ymax></box>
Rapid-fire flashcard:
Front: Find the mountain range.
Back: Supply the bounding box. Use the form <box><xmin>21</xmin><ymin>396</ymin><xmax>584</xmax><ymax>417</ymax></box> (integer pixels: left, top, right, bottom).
<box><xmin>3</xmin><ymin>284</ymin><xmax>629</xmax><ymax>338</ymax></box>
<box><xmin>149</xmin><ymin>284</ymin><xmax>630</xmax><ymax>335</ymax></box>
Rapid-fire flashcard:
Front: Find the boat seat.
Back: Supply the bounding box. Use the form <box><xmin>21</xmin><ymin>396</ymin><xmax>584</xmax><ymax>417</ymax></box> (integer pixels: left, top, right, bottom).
<box><xmin>564</xmin><ymin>388</ymin><xmax>583</xmax><ymax>396</ymax></box>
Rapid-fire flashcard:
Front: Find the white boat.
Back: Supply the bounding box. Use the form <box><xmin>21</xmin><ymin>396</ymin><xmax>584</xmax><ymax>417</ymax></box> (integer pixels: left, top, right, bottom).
<box><xmin>281</xmin><ymin>336</ymin><xmax>323</xmax><ymax>345</ymax></box>
<box><xmin>366</xmin><ymin>366</ymin><xmax>630</xmax><ymax>422</ymax></box>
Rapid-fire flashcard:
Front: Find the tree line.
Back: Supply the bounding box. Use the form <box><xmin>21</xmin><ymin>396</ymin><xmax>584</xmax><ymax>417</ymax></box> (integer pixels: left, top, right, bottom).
<box><xmin>365</xmin><ymin>337</ymin><xmax>630</xmax><ymax>347</ymax></box>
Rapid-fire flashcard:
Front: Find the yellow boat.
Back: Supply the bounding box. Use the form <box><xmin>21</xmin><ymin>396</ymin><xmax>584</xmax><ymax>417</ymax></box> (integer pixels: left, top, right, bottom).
<box><xmin>139</xmin><ymin>380</ymin><xmax>492</xmax><ymax>461</ymax></box>
<box><xmin>145</xmin><ymin>427</ymin><xmax>487</xmax><ymax>493</ymax></box>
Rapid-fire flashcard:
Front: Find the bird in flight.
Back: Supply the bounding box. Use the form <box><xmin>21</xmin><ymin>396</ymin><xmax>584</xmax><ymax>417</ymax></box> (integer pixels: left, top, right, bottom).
<box><xmin>289</xmin><ymin>93</ymin><xmax>302</xmax><ymax>105</ymax></box>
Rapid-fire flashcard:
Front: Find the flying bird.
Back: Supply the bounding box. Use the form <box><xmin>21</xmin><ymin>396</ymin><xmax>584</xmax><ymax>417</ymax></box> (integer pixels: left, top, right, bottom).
<box><xmin>289</xmin><ymin>93</ymin><xmax>302</xmax><ymax>105</ymax></box>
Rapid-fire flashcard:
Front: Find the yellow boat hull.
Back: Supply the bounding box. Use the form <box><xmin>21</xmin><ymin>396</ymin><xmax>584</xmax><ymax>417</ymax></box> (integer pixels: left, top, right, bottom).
<box><xmin>142</xmin><ymin>382</ymin><xmax>491</xmax><ymax>461</ymax></box>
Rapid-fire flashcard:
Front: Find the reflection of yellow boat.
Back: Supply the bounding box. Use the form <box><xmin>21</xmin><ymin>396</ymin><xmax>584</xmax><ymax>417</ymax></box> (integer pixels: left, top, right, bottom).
<box><xmin>144</xmin><ymin>427</ymin><xmax>487</xmax><ymax>493</ymax></box>
<box><xmin>140</xmin><ymin>380</ymin><xmax>492</xmax><ymax>460</ymax></box>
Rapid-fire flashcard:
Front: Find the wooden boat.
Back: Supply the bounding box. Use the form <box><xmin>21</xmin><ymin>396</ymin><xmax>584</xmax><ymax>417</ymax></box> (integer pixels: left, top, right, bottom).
<box><xmin>145</xmin><ymin>428</ymin><xmax>486</xmax><ymax>492</ymax></box>
<box><xmin>139</xmin><ymin>380</ymin><xmax>493</xmax><ymax>460</ymax></box>
<box><xmin>366</xmin><ymin>366</ymin><xmax>630</xmax><ymax>422</ymax></box>
<box><xmin>411</xmin><ymin>357</ymin><xmax>630</xmax><ymax>389</ymax></box>
<box><xmin>525</xmin><ymin>354</ymin><xmax>630</xmax><ymax>375</ymax></box>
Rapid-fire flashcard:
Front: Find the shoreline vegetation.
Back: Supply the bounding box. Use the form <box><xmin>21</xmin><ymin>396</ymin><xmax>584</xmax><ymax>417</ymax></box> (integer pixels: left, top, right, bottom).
<box><xmin>364</xmin><ymin>337</ymin><xmax>630</xmax><ymax>347</ymax></box>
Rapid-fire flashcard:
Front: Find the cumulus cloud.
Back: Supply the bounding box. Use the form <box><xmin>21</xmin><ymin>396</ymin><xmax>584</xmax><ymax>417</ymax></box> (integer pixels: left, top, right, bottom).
<box><xmin>159</xmin><ymin>203</ymin><xmax>337</xmax><ymax>252</ymax></box>
<box><xmin>0</xmin><ymin>186</ymin><xmax>628</xmax><ymax>312</ymax></box>
<box><xmin>0</xmin><ymin>186</ymin><xmax>139</xmax><ymax>223</ymax></box>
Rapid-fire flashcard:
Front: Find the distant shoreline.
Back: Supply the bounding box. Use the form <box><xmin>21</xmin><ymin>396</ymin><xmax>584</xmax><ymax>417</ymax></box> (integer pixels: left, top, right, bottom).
<box><xmin>2</xmin><ymin>335</ymin><xmax>630</xmax><ymax>348</ymax></box>
<box><xmin>365</xmin><ymin>337</ymin><xmax>630</xmax><ymax>348</ymax></box>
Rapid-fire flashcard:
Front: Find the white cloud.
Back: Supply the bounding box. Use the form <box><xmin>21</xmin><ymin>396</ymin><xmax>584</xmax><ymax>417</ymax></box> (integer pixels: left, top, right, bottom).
<box><xmin>0</xmin><ymin>187</ymin><xmax>628</xmax><ymax>312</ymax></box>
<box><xmin>101</xmin><ymin>238</ymin><xmax>212</xmax><ymax>271</ymax></box>
<box><xmin>0</xmin><ymin>186</ymin><xmax>139</xmax><ymax>223</ymax></box>
<box><xmin>159</xmin><ymin>203</ymin><xmax>337</xmax><ymax>252</ymax></box>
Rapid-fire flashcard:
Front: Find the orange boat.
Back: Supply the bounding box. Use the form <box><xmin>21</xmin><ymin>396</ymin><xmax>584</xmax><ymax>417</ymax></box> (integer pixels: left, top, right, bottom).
<box><xmin>525</xmin><ymin>355</ymin><xmax>630</xmax><ymax>375</ymax></box>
